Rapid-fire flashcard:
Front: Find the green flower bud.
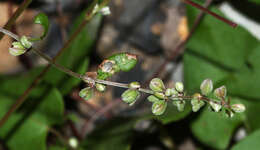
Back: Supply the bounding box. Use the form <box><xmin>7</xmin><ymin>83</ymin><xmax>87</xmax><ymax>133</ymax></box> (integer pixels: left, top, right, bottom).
<box><xmin>225</xmin><ymin>109</ymin><xmax>234</xmax><ymax>118</ymax></box>
<box><xmin>9</xmin><ymin>47</ymin><xmax>26</xmax><ymax>56</ymax></box>
<box><xmin>20</xmin><ymin>36</ymin><xmax>32</xmax><ymax>49</ymax></box>
<box><xmin>173</xmin><ymin>100</ymin><xmax>185</xmax><ymax>112</ymax></box>
<box><xmin>214</xmin><ymin>85</ymin><xmax>227</xmax><ymax>99</ymax></box>
<box><xmin>152</xmin><ymin>100</ymin><xmax>167</xmax><ymax>115</ymax></box>
<box><xmin>147</xmin><ymin>95</ymin><xmax>160</xmax><ymax>103</ymax></box>
<box><xmin>12</xmin><ymin>42</ymin><xmax>24</xmax><ymax>49</ymax></box>
<box><xmin>121</xmin><ymin>89</ymin><xmax>140</xmax><ymax>105</ymax></box>
<box><xmin>95</xmin><ymin>83</ymin><xmax>106</xmax><ymax>92</ymax></box>
<box><xmin>231</xmin><ymin>104</ymin><xmax>246</xmax><ymax>113</ymax></box>
<box><xmin>200</xmin><ymin>79</ymin><xmax>213</xmax><ymax>96</ymax></box>
<box><xmin>154</xmin><ymin>92</ymin><xmax>165</xmax><ymax>99</ymax></box>
<box><xmin>175</xmin><ymin>82</ymin><xmax>184</xmax><ymax>93</ymax></box>
<box><xmin>165</xmin><ymin>88</ymin><xmax>177</xmax><ymax>97</ymax></box>
<box><xmin>209</xmin><ymin>101</ymin><xmax>222</xmax><ymax>112</ymax></box>
<box><xmin>149</xmin><ymin>78</ymin><xmax>165</xmax><ymax>92</ymax></box>
<box><xmin>79</xmin><ymin>87</ymin><xmax>93</xmax><ymax>101</ymax></box>
<box><xmin>191</xmin><ymin>93</ymin><xmax>205</xmax><ymax>112</ymax></box>
<box><xmin>129</xmin><ymin>81</ymin><xmax>141</xmax><ymax>89</ymax></box>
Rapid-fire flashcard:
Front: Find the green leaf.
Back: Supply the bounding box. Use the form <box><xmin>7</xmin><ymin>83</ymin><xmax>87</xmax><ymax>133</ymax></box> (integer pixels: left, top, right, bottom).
<box><xmin>191</xmin><ymin>108</ymin><xmax>242</xmax><ymax>149</ymax></box>
<box><xmin>231</xmin><ymin>129</ymin><xmax>260</xmax><ymax>150</ymax></box>
<box><xmin>79</xmin><ymin>87</ymin><xmax>94</xmax><ymax>101</ymax></box>
<box><xmin>34</xmin><ymin>13</ymin><xmax>49</xmax><ymax>40</ymax></box>
<box><xmin>184</xmin><ymin>5</ymin><xmax>260</xmax><ymax>149</ymax></box>
<box><xmin>80</xmin><ymin>118</ymin><xmax>135</xmax><ymax>150</ymax></box>
<box><xmin>108</xmin><ymin>53</ymin><xmax>137</xmax><ymax>72</ymax></box>
<box><xmin>0</xmin><ymin>88</ymin><xmax>64</xmax><ymax>150</ymax></box>
<box><xmin>0</xmin><ymin>67</ymin><xmax>45</xmax><ymax>98</ymax></box>
<box><xmin>152</xmin><ymin>100</ymin><xmax>167</xmax><ymax>116</ymax></box>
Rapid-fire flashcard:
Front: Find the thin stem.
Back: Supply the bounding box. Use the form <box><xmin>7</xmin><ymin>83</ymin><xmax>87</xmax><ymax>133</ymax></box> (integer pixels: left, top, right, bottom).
<box><xmin>183</xmin><ymin>0</ymin><xmax>237</xmax><ymax>28</ymax></box>
<box><xmin>0</xmin><ymin>27</ymin><xmax>19</xmax><ymax>41</ymax></box>
<box><xmin>0</xmin><ymin>0</ymin><xmax>105</xmax><ymax>128</ymax></box>
<box><xmin>0</xmin><ymin>0</ymin><xmax>32</xmax><ymax>40</ymax></box>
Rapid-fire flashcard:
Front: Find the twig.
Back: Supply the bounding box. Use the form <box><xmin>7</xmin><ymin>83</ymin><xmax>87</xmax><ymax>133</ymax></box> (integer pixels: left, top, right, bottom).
<box><xmin>183</xmin><ymin>0</ymin><xmax>237</xmax><ymax>28</ymax></box>
<box><xmin>0</xmin><ymin>0</ymin><xmax>32</xmax><ymax>40</ymax></box>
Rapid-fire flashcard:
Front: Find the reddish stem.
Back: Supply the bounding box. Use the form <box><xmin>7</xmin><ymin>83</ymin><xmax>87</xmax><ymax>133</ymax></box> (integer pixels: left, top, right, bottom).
<box><xmin>183</xmin><ymin>0</ymin><xmax>237</xmax><ymax>28</ymax></box>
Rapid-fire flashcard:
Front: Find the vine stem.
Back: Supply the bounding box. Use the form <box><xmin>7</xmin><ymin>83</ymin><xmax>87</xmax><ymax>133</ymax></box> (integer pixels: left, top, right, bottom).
<box><xmin>0</xmin><ymin>28</ymin><xmax>224</xmax><ymax>106</ymax></box>
<box><xmin>0</xmin><ymin>27</ymin><xmax>224</xmax><ymax>106</ymax></box>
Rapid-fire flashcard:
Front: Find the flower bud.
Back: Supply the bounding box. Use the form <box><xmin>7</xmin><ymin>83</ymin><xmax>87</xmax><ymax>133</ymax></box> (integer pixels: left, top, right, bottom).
<box><xmin>147</xmin><ymin>95</ymin><xmax>160</xmax><ymax>103</ymax></box>
<box><xmin>165</xmin><ymin>88</ymin><xmax>177</xmax><ymax>97</ymax></box>
<box><xmin>95</xmin><ymin>83</ymin><xmax>106</xmax><ymax>92</ymax></box>
<box><xmin>149</xmin><ymin>78</ymin><xmax>165</xmax><ymax>92</ymax></box>
<box><xmin>225</xmin><ymin>109</ymin><xmax>234</xmax><ymax>118</ymax></box>
<box><xmin>20</xmin><ymin>36</ymin><xmax>32</xmax><ymax>49</ymax></box>
<box><xmin>100</xmin><ymin>6</ymin><xmax>111</xmax><ymax>15</ymax></box>
<box><xmin>129</xmin><ymin>81</ymin><xmax>141</xmax><ymax>89</ymax></box>
<box><xmin>121</xmin><ymin>89</ymin><xmax>140</xmax><ymax>105</ymax></box>
<box><xmin>9</xmin><ymin>47</ymin><xmax>26</xmax><ymax>56</ymax></box>
<box><xmin>173</xmin><ymin>100</ymin><xmax>186</xmax><ymax>112</ymax></box>
<box><xmin>152</xmin><ymin>101</ymin><xmax>167</xmax><ymax>115</ymax></box>
<box><xmin>175</xmin><ymin>82</ymin><xmax>184</xmax><ymax>93</ymax></box>
<box><xmin>69</xmin><ymin>137</ymin><xmax>78</xmax><ymax>149</ymax></box>
<box><xmin>214</xmin><ymin>86</ymin><xmax>227</xmax><ymax>99</ymax></box>
<box><xmin>231</xmin><ymin>104</ymin><xmax>246</xmax><ymax>113</ymax></box>
<box><xmin>154</xmin><ymin>92</ymin><xmax>165</xmax><ymax>99</ymax></box>
<box><xmin>191</xmin><ymin>93</ymin><xmax>205</xmax><ymax>112</ymax></box>
<box><xmin>200</xmin><ymin>79</ymin><xmax>213</xmax><ymax>96</ymax></box>
<box><xmin>209</xmin><ymin>101</ymin><xmax>222</xmax><ymax>112</ymax></box>
<box><xmin>79</xmin><ymin>87</ymin><xmax>93</xmax><ymax>101</ymax></box>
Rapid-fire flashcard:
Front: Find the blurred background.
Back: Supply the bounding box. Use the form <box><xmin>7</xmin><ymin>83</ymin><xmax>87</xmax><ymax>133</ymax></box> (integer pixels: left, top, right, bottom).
<box><xmin>0</xmin><ymin>0</ymin><xmax>260</xmax><ymax>149</ymax></box>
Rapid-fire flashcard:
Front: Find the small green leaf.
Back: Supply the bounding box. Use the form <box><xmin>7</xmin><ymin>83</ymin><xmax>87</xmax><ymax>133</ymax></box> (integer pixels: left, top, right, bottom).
<box><xmin>95</xmin><ymin>83</ymin><xmax>106</xmax><ymax>92</ymax></box>
<box><xmin>231</xmin><ymin>104</ymin><xmax>246</xmax><ymax>113</ymax></box>
<box><xmin>173</xmin><ymin>100</ymin><xmax>186</xmax><ymax>112</ymax></box>
<box><xmin>121</xmin><ymin>89</ymin><xmax>140</xmax><ymax>105</ymax></box>
<box><xmin>109</xmin><ymin>53</ymin><xmax>137</xmax><ymax>72</ymax></box>
<box><xmin>191</xmin><ymin>93</ymin><xmax>205</xmax><ymax>112</ymax></box>
<box><xmin>214</xmin><ymin>85</ymin><xmax>227</xmax><ymax>99</ymax></box>
<box><xmin>152</xmin><ymin>100</ymin><xmax>167</xmax><ymax>115</ymax></box>
<box><xmin>149</xmin><ymin>78</ymin><xmax>165</xmax><ymax>92</ymax></box>
<box><xmin>209</xmin><ymin>101</ymin><xmax>222</xmax><ymax>112</ymax></box>
<box><xmin>175</xmin><ymin>82</ymin><xmax>184</xmax><ymax>93</ymax></box>
<box><xmin>154</xmin><ymin>92</ymin><xmax>165</xmax><ymax>99</ymax></box>
<box><xmin>200</xmin><ymin>79</ymin><xmax>213</xmax><ymax>96</ymax></box>
<box><xmin>34</xmin><ymin>13</ymin><xmax>49</xmax><ymax>39</ymax></box>
<box><xmin>20</xmin><ymin>36</ymin><xmax>32</xmax><ymax>49</ymax></box>
<box><xmin>165</xmin><ymin>88</ymin><xmax>177</xmax><ymax>97</ymax></box>
<box><xmin>129</xmin><ymin>81</ymin><xmax>141</xmax><ymax>89</ymax></box>
<box><xmin>147</xmin><ymin>95</ymin><xmax>160</xmax><ymax>103</ymax></box>
<box><xmin>79</xmin><ymin>87</ymin><xmax>93</xmax><ymax>101</ymax></box>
